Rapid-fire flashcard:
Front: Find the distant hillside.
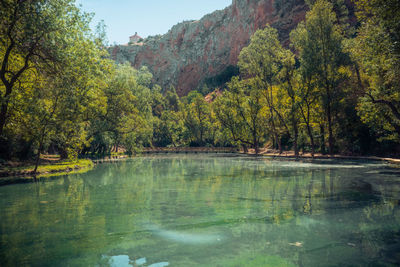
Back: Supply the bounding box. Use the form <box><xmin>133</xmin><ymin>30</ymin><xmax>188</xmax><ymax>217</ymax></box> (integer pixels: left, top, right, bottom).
<box><xmin>108</xmin><ymin>0</ymin><xmax>322</xmax><ymax>96</ymax></box>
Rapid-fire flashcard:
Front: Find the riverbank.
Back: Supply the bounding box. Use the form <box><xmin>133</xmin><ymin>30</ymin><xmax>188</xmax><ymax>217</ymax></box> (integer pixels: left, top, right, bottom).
<box><xmin>245</xmin><ymin>149</ymin><xmax>400</xmax><ymax>164</ymax></box>
<box><xmin>0</xmin><ymin>158</ymin><xmax>94</xmax><ymax>186</ymax></box>
<box><xmin>1</xmin><ymin>148</ymin><xmax>399</xmax><ymax>187</ymax></box>
<box><xmin>142</xmin><ymin>147</ymin><xmax>239</xmax><ymax>153</ymax></box>
<box><xmin>142</xmin><ymin>147</ymin><xmax>400</xmax><ymax>164</ymax></box>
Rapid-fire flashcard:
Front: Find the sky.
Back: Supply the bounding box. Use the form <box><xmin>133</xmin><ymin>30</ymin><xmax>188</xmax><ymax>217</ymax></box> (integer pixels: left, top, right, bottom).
<box><xmin>76</xmin><ymin>0</ymin><xmax>232</xmax><ymax>45</ymax></box>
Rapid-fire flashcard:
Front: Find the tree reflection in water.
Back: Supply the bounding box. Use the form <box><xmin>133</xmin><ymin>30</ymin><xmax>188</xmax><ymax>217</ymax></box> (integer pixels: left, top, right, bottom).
<box><xmin>0</xmin><ymin>154</ymin><xmax>399</xmax><ymax>266</ymax></box>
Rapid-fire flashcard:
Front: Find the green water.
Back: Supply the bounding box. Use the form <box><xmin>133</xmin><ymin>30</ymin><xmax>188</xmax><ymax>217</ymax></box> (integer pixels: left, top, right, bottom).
<box><xmin>1</xmin><ymin>154</ymin><xmax>400</xmax><ymax>266</ymax></box>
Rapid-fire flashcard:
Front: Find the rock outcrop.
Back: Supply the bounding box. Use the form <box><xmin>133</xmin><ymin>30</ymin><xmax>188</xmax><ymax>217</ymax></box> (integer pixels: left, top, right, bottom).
<box><xmin>110</xmin><ymin>0</ymin><xmax>309</xmax><ymax>96</ymax></box>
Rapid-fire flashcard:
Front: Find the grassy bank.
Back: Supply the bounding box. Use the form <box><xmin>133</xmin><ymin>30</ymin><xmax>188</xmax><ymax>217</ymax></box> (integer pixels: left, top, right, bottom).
<box><xmin>0</xmin><ymin>159</ymin><xmax>94</xmax><ymax>186</ymax></box>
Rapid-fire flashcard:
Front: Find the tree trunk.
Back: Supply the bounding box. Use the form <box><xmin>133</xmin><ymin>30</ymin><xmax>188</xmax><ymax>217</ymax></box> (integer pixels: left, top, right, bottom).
<box><xmin>320</xmin><ymin>124</ymin><xmax>326</xmax><ymax>155</ymax></box>
<box><xmin>300</xmin><ymin>102</ymin><xmax>315</xmax><ymax>157</ymax></box>
<box><xmin>115</xmin><ymin>140</ymin><xmax>120</xmax><ymax>153</ymax></box>
<box><xmin>33</xmin><ymin>150</ymin><xmax>40</xmax><ymax>177</ymax></box>
<box><xmin>242</xmin><ymin>144</ymin><xmax>248</xmax><ymax>153</ymax></box>
<box><xmin>278</xmin><ymin>137</ymin><xmax>282</xmax><ymax>154</ymax></box>
<box><xmin>292</xmin><ymin>114</ymin><xmax>299</xmax><ymax>157</ymax></box>
<box><xmin>327</xmin><ymin>105</ymin><xmax>334</xmax><ymax>155</ymax></box>
<box><xmin>33</xmin><ymin>137</ymin><xmax>45</xmax><ymax>177</ymax></box>
<box><xmin>293</xmin><ymin>132</ymin><xmax>298</xmax><ymax>157</ymax></box>
<box><xmin>326</xmin><ymin>81</ymin><xmax>334</xmax><ymax>155</ymax></box>
<box><xmin>59</xmin><ymin>148</ymin><xmax>68</xmax><ymax>160</ymax></box>
<box><xmin>171</xmin><ymin>136</ymin><xmax>177</xmax><ymax>148</ymax></box>
<box><xmin>254</xmin><ymin>139</ymin><xmax>259</xmax><ymax>155</ymax></box>
<box><xmin>0</xmin><ymin>98</ymin><xmax>10</xmax><ymax>136</ymax></box>
<box><xmin>307</xmin><ymin>125</ymin><xmax>315</xmax><ymax>157</ymax></box>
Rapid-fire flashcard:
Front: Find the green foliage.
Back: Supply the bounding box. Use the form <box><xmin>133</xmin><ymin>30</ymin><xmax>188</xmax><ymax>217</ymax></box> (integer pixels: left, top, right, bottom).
<box><xmin>1</xmin><ymin>0</ymin><xmax>399</xmax><ymax>159</ymax></box>
<box><xmin>0</xmin><ymin>0</ymin><xmax>109</xmax><ymax>161</ymax></box>
<box><xmin>0</xmin><ymin>1</ymin><xmax>158</xmax><ymax>160</ymax></box>
<box><xmin>0</xmin><ymin>0</ymin><xmax>93</xmax><ymax>133</ymax></box>
<box><xmin>214</xmin><ymin>77</ymin><xmax>269</xmax><ymax>153</ymax></box>
<box><xmin>182</xmin><ymin>92</ymin><xmax>212</xmax><ymax>146</ymax></box>
<box><xmin>290</xmin><ymin>0</ymin><xmax>349</xmax><ymax>154</ymax></box>
<box><xmin>153</xmin><ymin>110</ymin><xmax>184</xmax><ymax>147</ymax></box>
<box><xmin>86</xmin><ymin>63</ymin><xmax>153</xmax><ymax>155</ymax></box>
<box><xmin>355</xmin><ymin>0</ymin><xmax>400</xmax><ymax>55</ymax></box>
<box><xmin>349</xmin><ymin>0</ymin><xmax>400</xmax><ymax>143</ymax></box>
<box><xmin>212</xmin><ymin>0</ymin><xmax>391</xmax><ymax>155</ymax></box>
<box><xmin>235</xmin><ymin>25</ymin><xmax>302</xmax><ymax>154</ymax></box>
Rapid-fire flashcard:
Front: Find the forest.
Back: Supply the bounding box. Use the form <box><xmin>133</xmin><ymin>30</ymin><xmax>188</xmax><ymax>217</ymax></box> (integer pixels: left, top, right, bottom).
<box><xmin>1</xmin><ymin>0</ymin><xmax>400</xmax><ymax>164</ymax></box>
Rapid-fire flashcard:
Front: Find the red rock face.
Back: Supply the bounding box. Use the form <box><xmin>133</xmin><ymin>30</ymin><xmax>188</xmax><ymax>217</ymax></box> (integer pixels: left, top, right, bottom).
<box><xmin>111</xmin><ymin>0</ymin><xmax>309</xmax><ymax>96</ymax></box>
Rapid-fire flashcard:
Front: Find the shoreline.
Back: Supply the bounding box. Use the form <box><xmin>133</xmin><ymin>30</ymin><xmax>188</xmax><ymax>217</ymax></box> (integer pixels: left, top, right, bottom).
<box><xmin>141</xmin><ymin>147</ymin><xmax>239</xmax><ymax>153</ymax></box>
<box><xmin>259</xmin><ymin>152</ymin><xmax>400</xmax><ymax>164</ymax></box>
<box><xmin>142</xmin><ymin>147</ymin><xmax>400</xmax><ymax>164</ymax></box>
<box><xmin>0</xmin><ymin>159</ymin><xmax>94</xmax><ymax>186</ymax></box>
<box><xmin>1</xmin><ymin>149</ymin><xmax>399</xmax><ymax>186</ymax></box>
<box><xmin>143</xmin><ymin>148</ymin><xmax>400</xmax><ymax>165</ymax></box>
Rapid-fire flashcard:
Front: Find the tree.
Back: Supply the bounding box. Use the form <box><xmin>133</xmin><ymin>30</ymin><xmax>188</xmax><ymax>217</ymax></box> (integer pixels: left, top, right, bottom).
<box><xmin>214</xmin><ymin>77</ymin><xmax>268</xmax><ymax>154</ymax></box>
<box><xmin>350</xmin><ymin>0</ymin><xmax>400</xmax><ymax>141</ymax></box>
<box><xmin>295</xmin><ymin>72</ymin><xmax>320</xmax><ymax>156</ymax></box>
<box><xmin>0</xmin><ymin>0</ymin><xmax>93</xmax><ymax>136</ymax></box>
<box><xmin>28</xmin><ymin>16</ymin><xmax>109</xmax><ymax>172</ymax></box>
<box><xmin>355</xmin><ymin>0</ymin><xmax>400</xmax><ymax>56</ymax></box>
<box><xmin>0</xmin><ymin>0</ymin><xmax>113</xmax><ymax>168</ymax></box>
<box><xmin>238</xmin><ymin>25</ymin><xmax>300</xmax><ymax>154</ymax></box>
<box><xmin>151</xmin><ymin>86</ymin><xmax>185</xmax><ymax>147</ymax></box>
<box><xmin>87</xmin><ymin>63</ymin><xmax>153</xmax><ymax>156</ymax></box>
<box><xmin>290</xmin><ymin>24</ymin><xmax>320</xmax><ymax>156</ymax></box>
<box><xmin>182</xmin><ymin>91</ymin><xmax>211</xmax><ymax>146</ymax></box>
<box><xmin>290</xmin><ymin>0</ymin><xmax>348</xmax><ymax>155</ymax></box>
<box><xmin>276</xmin><ymin>49</ymin><xmax>301</xmax><ymax>156</ymax></box>
<box><xmin>155</xmin><ymin>110</ymin><xmax>184</xmax><ymax>147</ymax></box>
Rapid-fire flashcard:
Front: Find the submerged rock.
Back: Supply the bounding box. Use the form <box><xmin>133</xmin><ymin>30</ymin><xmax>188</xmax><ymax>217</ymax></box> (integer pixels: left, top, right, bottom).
<box><xmin>148</xmin><ymin>262</ymin><xmax>169</xmax><ymax>267</ymax></box>
<box><xmin>145</xmin><ymin>223</ymin><xmax>223</xmax><ymax>244</ymax></box>
<box><xmin>135</xmin><ymin>257</ymin><xmax>146</xmax><ymax>265</ymax></box>
<box><xmin>289</xmin><ymin>241</ymin><xmax>303</xmax><ymax>247</ymax></box>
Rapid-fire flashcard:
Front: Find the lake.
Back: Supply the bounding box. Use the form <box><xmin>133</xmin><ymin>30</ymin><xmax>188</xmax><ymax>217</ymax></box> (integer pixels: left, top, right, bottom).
<box><xmin>1</xmin><ymin>154</ymin><xmax>400</xmax><ymax>266</ymax></box>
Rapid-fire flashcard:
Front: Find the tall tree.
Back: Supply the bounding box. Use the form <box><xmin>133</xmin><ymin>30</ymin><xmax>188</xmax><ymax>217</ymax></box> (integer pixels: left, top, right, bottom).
<box><xmin>238</xmin><ymin>25</ymin><xmax>300</xmax><ymax>154</ymax></box>
<box><xmin>214</xmin><ymin>77</ymin><xmax>268</xmax><ymax>154</ymax></box>
<box><xmin>0</xmin><ymin>0</ymin><xmax>92</xmax><ymax>136</ymax></box>
<box><xmin>276</xmin><ymin>50</ymin><xmax>301</xmax><ymax>156</ymax></box>
<box><xmin>290</xmin><ymin>0</ymin><xmax>348</xmax><ymax>155</ymax></box>
<box><xmin>350</xmin><ymin>0</ymin><xmax>400</xmax><ymax>141</ymax></box>
<box><xmin>182</xmin><ymin>91</ymin><xmax>211</xmax><ymax>146</ymax></box>
<box><xmin>87</xmin><ymin>63</ymin><xmax>153</xmax><ymax>155</ymax></box>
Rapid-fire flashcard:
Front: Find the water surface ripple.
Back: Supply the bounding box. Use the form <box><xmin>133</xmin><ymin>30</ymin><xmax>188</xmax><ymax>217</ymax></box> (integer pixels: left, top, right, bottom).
<box><xmin>1</xmin><ymin>154</ymin><xmax>399</xmax><ymax>266</ymax></box>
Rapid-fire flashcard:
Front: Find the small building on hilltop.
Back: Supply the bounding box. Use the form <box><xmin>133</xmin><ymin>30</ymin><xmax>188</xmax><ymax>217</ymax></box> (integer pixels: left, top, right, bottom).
<box><xmin>129</xmin><ymin>32</ymin><xmax>142</xmax><ymax>44</ymax></box>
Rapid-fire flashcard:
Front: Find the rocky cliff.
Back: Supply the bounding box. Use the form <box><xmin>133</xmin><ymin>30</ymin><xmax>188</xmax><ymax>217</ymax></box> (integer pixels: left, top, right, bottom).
<box><xmin>110</xmin><ymin>0</ymin><xmax>308</xmax><ymax>96</ymax></box>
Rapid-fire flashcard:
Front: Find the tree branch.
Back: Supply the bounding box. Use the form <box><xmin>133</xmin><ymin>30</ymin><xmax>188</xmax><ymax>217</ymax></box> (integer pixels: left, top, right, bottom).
<box><xmin>367</xmin><ymin>93</ymin><xmax>400</xmax><ymax>121</ymax></box>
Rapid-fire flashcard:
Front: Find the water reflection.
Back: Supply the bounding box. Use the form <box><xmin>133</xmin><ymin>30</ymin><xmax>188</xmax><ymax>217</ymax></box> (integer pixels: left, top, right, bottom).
<box><xmin>0</xmin><ymin>154</ymin><xmax>399</xmax><ymax>266</ymax></box>
<box><xmin>144</xmin><ymin>223</ymin><xmax>222</xmax><ymax>244</ymax></box>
